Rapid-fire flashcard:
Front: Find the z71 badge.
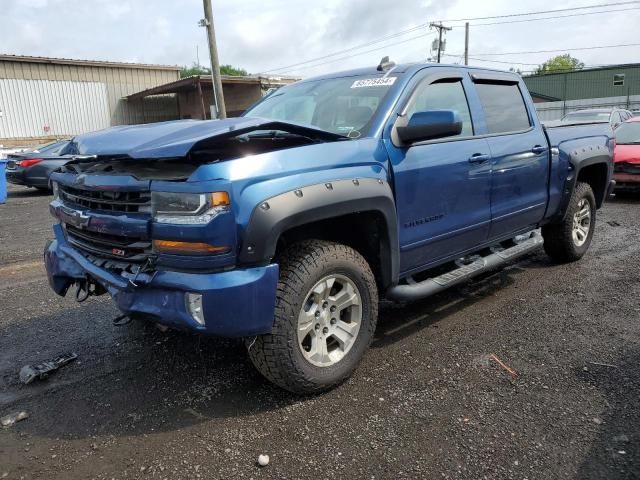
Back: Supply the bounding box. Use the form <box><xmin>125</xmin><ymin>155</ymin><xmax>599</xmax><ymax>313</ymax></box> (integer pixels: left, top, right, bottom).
<box><xmin>111</xmin><ymin>248</ymin><xmax>126</xmax><ymax>257</ymax></box>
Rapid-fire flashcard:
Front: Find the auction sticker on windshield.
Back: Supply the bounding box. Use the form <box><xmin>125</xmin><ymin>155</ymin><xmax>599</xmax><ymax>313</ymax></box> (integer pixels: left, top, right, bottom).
<box><xmin>351</xmin><ymin>77</ymin><xmax>397</xmax><ymax>88</ymax></box>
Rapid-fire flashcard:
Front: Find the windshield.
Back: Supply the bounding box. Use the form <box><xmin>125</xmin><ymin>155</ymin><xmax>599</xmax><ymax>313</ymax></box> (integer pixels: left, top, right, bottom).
<box><xmin>615</xmin><ymin>122</ymin><xmax>640</xmax><ymax>144</ymax></box>
<box><xmin>33</xmin><ymin>140</ymin><xmax>69</xmax><ymax>155</ymax></box>
<box><xmin>244</xmin><ymin>75</ymin><xmax>399</xmax><ymax>137</ymax></box>
<box><xmin>562</xmin><ymin>111</ymin><xmax>611</xmax><ymax>122</ymax></box>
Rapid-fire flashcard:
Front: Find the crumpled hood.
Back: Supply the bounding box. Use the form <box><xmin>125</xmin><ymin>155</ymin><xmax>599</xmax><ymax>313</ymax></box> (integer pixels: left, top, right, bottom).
<box><xmin>614</xmin><ymin>144</ymin><xmax>640</xmax><ymax>164</ymax></box>
<box><xmin>70</xmin><ymin>118</ymin><xmax>344</xmax><ymax>159</ymax></box>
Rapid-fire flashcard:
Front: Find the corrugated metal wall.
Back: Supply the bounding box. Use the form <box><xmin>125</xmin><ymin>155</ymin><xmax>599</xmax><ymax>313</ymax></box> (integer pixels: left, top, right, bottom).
<box><xmin>0</xmin><ymin>78</ymin><xmax>110</xmax><ymax>138</ymax></box>
<box><xmin>0</xmin><ymin>58</ymin><xmax>180</xmax><ymax>142</ymax></box>
<box><xmin>524</xmin><ymin>65</ymin><xmax>640</xmax><ymax>102</ymax></box>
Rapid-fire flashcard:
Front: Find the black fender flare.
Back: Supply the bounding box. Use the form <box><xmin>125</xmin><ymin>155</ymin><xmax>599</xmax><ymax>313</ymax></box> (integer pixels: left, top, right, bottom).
<box><xmin>238</xmin><ymin>178</ymin><xmax>400</xmax><ymax>288</ymax></box>
<box><xmin>552</xmin><ymin>149</ymin><xmax>613</xmax><ymax>222</ymax></box>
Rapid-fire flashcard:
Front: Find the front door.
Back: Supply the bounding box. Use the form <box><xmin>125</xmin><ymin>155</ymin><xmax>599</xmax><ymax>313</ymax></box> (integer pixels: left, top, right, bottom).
<box><xmin>384</xmin><ymin>72</ymin><xmax>492</xmax><ymax>275</ymax></box>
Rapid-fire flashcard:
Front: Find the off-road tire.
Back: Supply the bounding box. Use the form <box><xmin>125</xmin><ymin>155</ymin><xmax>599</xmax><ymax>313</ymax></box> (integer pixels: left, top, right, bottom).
<box><xmin>542</xmin><ymin>181</ymin><xmax>596</xmax><ymax>263</ymax></box>
<box><xmin>247</xmin><ymin>240</ymin><xmax>378</xmax><ymax>394</ymax></box>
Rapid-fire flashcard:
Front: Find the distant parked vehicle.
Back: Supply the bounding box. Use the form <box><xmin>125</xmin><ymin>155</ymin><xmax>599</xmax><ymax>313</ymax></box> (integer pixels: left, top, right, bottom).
<box><xmin>5</xmin><ymin>140</ymin><xmax>72</xmax><ymax>191</ymax></box>
<box><xmin>562</xmin><ymin>108</ymin><xmax>634</xmax><ymax>129</ymax></box>
<box><xmin>631</xmin><ymin>110</ymin><xmax>640</xmax><ymax>118</ymax></box>
<box><xmin>613</xmin><ymin>117</ymin><xmax>640</xmax><ymax>192</ymax></box>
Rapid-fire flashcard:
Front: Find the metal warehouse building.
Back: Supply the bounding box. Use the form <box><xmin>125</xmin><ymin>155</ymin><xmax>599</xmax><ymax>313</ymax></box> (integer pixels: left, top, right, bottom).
<box><xmin>0</xmin><ymin>55</ymin><xmax>181</xmax><ymax>146</ymax></box>
<box><xmin>0</xmin><ymin>55</ymin><xmax>298</xmax><ymax>147</ymax></box>
<box><xmin>523</xmin><ymin>64</ymin><xmax>640</xmax><ymax>121</ymax></box>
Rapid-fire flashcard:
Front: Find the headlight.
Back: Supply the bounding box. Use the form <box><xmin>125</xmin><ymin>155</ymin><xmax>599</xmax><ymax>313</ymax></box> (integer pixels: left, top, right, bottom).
<box><xmin>152</xmin><ymin>191</ymin><xmax>230</xmax><ymax>224</ymax></box>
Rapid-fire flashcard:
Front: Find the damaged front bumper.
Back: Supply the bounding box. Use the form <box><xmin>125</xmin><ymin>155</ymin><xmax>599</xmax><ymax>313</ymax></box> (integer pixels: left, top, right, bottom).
<box><xmin>45</xmin><ymin>224</ymin><xmax>279</xmax><ymax>337</ymax></box>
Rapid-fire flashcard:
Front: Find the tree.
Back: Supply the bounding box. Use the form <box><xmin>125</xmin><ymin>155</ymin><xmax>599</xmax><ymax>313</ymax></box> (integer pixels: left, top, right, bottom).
<box><xmin>220</xmin><ymin>64</ymin><xmax>247</xmax><ymax>76</ymax></box>
<box><xmin>180</xmin><ymin>63</ymin><xmax>248</xmax><ymax>78</ymax></box>
<box><xmin>180</xmin><ymin>63</ymin><xmax>210</xmax><ymax>78</ymax></box>
<box><xmin>535</xmin><ymin>54</ymin><xmax>584</xmax><ymax>75</ymax></box>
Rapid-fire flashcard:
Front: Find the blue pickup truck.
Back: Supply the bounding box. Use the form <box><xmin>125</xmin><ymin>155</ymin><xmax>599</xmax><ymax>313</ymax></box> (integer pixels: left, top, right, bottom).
<box><xmin>45</xmin><ymin>61</ymin><xmax>614</xmax><ymax>393</ymax></box>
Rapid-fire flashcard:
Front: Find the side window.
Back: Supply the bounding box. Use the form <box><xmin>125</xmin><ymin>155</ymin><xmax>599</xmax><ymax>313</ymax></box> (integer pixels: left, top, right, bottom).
<box><xmin>406</xmin><ymin>80</ymin><xmax>473</xmax><ymax>137</ymax></box>
<box><xmin>475</xmin><ymin>83</ymin><xmax>531</xmax><ymax>134</ymax></box>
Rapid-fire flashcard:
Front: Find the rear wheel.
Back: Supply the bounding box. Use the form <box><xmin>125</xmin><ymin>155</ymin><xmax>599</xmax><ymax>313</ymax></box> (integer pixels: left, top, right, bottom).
<box><xmin>247</xmin><ymin>240</ymin><xmax>378</xmax><ymax>394</ymax></box>
<box><xmin>542</xmin><ymin>182</ymin><xmax>596</xmax><ymax>262</ymax></box>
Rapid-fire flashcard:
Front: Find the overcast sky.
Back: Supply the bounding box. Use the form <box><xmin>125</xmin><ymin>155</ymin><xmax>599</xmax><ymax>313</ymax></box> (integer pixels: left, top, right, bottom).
<box><xmin>4</xmin><ymin>0</ymin><xmax>640</xmax><ymax>77</ymax></box>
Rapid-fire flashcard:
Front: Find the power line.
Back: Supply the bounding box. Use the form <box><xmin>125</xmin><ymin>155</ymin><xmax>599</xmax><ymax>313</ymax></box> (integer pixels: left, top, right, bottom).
<box><xmin>259</xmin><ymin>2</ymin><xmax>639</xmax><ymax>76</ymax></box>
<box><xmin>449</xmin><ymin>6</ymin><xmax>640</xmax><ymax>27</ymax></box>
<box><xmin>443</xmin><ymin>54</ymin><xmax>612</xmax><ymax>72</ymax></box>
<box><xmin>259</xmin><ymin>24</ymin><xmax>430</xmax><ymax>74</ymax></box>
<box><xmin>437</xmin><ymin>0</ymin><xmax>640</xmax><ymax>22</ymax></box>
<box><xmin>449</xmin><ymin>43</ymin><xmax>640</xmax><ymax>57</ymax></box>
<box><xmin>276</xmin><ymin>32</ymin><xmax>435</xmax><ymax>75</ymax></box>
<box><xmin>442</xmin><ymin>54</ymin><xmax>540</xmax><ymax>66</ymax></box>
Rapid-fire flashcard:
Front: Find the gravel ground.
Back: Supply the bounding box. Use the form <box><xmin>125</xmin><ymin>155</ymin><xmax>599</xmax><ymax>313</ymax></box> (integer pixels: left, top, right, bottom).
<box><xmin>0</xmin><ymin>183</ymin><xmax>639</xmax><ymax>480</ymax></box>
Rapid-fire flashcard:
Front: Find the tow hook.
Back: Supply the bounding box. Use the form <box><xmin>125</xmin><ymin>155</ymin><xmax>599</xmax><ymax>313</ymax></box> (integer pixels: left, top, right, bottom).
<box><xmin>75</xmin><ymin>279</ymin><xmax>98</xmax><ymax>303</ymax></box>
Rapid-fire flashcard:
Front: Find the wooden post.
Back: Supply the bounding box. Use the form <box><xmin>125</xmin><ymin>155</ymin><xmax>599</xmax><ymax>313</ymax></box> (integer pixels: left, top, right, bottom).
<box><xmin>196</xmin><ymin>78</ymin><xmax>207</xmax><ymax>120</ymax></box>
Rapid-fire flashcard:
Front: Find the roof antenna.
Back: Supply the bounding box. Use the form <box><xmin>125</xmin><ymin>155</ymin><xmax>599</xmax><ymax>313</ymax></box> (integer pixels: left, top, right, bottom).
<box><xmin>377</xmin><ymin>56</ymin><xmax>395</xmax><ymax>72</ymax></box>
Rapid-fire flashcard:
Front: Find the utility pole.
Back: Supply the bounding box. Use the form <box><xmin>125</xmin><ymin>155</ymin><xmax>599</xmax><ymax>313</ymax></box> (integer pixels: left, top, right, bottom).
<box><xmin>429</xmin><ymin>22</ymin><xmax>452</xmax><ymax>63</ymax></box>
<box><xmin>464</xmin><ymin>22</ymin><xmax>469</xmax><ymax>66</ymax></box>
<box><xmin>200</xmin><ymin>0</ymin><xmax>226</xmax><ymax>119</ymax></box>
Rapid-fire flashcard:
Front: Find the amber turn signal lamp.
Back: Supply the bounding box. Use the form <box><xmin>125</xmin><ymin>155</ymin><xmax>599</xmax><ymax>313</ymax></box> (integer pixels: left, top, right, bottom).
<box><xmin>211</xmin><ymin>192</ymin><xmax>230</xmax><ymax>207</ymax></box>
<box><xmin>153</xmin><ymin>240</ymin><xmax>230</xmax><ymax>256</ymax></box>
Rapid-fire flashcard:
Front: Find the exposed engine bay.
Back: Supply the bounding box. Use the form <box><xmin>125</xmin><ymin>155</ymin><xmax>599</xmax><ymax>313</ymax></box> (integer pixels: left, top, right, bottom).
<box><xmin>60</xmin><ymin>128</ymin><xmax>347</xmax><ymax>181</ymax></box>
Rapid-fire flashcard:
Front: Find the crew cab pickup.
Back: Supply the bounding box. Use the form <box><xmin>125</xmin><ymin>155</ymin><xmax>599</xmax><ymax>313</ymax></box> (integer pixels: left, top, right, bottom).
<box><xmin>45</xmin><ymin>61</ymin><xmax>614</xmax><ymax>393</ymax></box>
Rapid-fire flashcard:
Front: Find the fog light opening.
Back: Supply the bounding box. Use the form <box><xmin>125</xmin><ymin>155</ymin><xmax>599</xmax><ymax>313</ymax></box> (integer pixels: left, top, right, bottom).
<box><xmin>185</xmin><ymin>292</ymin><xmax>205</xmax><ymax>326</ymax></box>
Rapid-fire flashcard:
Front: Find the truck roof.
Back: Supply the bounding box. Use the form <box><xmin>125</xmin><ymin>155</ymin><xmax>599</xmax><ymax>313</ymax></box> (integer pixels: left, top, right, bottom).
<box><xmin>296</xmin><ymin>62</ymin><xmax>520</xmax><ymax>83</ymax></box>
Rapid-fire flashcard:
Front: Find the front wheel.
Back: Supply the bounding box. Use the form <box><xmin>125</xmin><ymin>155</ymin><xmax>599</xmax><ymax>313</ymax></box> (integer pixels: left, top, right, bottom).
<box><xmin>542</xmin><ymin>181</ymin><xmax>596</xmax><ymax>262</ymax></box>
<box><xmin>247</xmin><ymin>240</ymin><xmax>378</xmax><ymax>394</ymax></box>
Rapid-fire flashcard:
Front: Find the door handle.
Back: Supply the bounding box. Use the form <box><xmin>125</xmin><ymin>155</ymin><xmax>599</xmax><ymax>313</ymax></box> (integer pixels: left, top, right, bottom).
<box><xmin>531</xmin><ymin>145</ymin><xmax>547</xmax><ymax>154</ymax></box>
<box><xmin>468</xmin><ymin>153</ymin><xmax>491</xmax><ymax>164</ymax></box>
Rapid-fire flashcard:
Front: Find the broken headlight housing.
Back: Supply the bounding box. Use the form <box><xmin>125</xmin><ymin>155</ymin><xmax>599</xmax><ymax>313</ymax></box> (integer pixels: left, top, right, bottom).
<box><xmin>51</xmin><ymin>181</ymin><xmax>60</xmax><ymax>200</ymax></box>
<box><xmin>151</xmin><ymin>191</ymin><xmax>230</xmax><ymax>225</ymax></box>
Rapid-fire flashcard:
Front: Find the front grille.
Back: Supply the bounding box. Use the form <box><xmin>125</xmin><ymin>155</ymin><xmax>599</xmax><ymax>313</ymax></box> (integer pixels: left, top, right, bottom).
<box><xmin>59</xmin><ymin>184</ymin><xmax>151</xmax><ymax>213</ymax></box>
<box><xmin>615</xmin><ymin>162</ymin><xmax>640</xmax><ymax>175</ymax></box>
<box><xmin>64</xmin><ymin>224</ymin><xmax>151</xmax><ymax>263</ymax></box>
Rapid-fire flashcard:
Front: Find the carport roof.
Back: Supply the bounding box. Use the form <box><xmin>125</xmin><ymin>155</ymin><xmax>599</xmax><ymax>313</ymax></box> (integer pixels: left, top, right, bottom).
<box><xmin>126</xmin><ymin>75</ymin><xmax>297</xmax><ymax>100</ymax></box>
<box><xmin>0</xmin><ymin>54</ymin><xmax>181</xmax><ymax>71</ymax></box>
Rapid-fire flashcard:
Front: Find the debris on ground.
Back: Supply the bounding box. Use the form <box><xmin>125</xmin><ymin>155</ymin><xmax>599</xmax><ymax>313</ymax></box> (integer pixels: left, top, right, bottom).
<box><xmin>1</xmin><ymin>411</ymin><xmax>29</xmax><ymax>427</ymax></box>
<box><xmin>258</xmin><ymin>454</ymin><xmax>270</xmax><ymax>467</ymax></box>
<box><xmin>607</xmin><ymin>221</ymin><xmax>621</xmax><ymax>227</ymax></box>
<box><xmin>19</xmin><ymin>352</ymin><xmax>78</xmax><ymax>384</ymax></box>
<box><xmin>489</xmin><ymin>353</ymin><xmax>519</xmax><ymax>380</ymax></box>
<box><xmin>587</xmin><ymin>361</ymin><xmax>618</xmax><ymax>369</ymax></box>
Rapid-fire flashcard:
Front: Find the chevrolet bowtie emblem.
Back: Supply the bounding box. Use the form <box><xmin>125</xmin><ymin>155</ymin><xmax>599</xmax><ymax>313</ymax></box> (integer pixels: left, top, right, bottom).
<box><xmin>60</xmin><ymin>206</ymin><xmax>91</xmax><ymax>229</ymax></box>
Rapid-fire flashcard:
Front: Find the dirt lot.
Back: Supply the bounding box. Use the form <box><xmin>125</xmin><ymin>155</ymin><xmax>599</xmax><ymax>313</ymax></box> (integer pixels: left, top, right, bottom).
<box><xmin>0</xmin><ymin>183</ymin><xmax>639</xmax><ymax>480</ymax></box>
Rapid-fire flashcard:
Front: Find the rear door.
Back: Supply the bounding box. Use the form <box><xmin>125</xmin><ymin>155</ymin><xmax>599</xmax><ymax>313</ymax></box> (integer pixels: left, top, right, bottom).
<box><xmin>471</xmin><ymin>75</ymin><xmax>549</xmax><ymax>239</ymax></box>
<box><xmin>384</xmin><ymin>69</ymin><xmax>492</xmax><ymax>275</ymax></box>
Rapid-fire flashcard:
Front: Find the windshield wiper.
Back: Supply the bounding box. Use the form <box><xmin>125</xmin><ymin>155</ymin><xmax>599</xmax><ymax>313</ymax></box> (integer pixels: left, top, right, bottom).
<box><xmin>244</xmin><ymin>128</ymin><xmax>350</xmax><ymax>142</ymax></box>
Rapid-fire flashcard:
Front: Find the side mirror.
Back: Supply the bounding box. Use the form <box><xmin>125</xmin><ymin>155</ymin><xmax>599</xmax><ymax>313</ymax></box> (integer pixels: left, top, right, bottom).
<box><xmin>396</xmin><ymin>110</ymin><xmax>463</xmax><ymax>144</ymax></box>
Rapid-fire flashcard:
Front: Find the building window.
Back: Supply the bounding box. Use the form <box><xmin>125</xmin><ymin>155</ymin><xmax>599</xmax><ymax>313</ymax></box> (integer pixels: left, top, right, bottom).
<box><xmin>613</xmin><ymin>74</ymin><xmax>625</xmax><ymax>87</ymax></box>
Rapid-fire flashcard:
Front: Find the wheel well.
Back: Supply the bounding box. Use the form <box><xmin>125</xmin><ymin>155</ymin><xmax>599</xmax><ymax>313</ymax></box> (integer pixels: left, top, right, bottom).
<box><xmin>274</xmin><ymin>211</ymin><xmax>392</xmax><ymax>289</ymax></box>
<box><xmin>577</xmin><ymin>163</ymin><xmax>608</xmax><ymax>207</ymax></box>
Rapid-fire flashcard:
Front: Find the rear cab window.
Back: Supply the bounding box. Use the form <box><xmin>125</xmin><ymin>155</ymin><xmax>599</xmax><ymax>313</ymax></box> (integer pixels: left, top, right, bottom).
<box><xmin>474</xmin><ymin>82</ymin><xmax>532</xmax><ymax>134</ymax></box>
